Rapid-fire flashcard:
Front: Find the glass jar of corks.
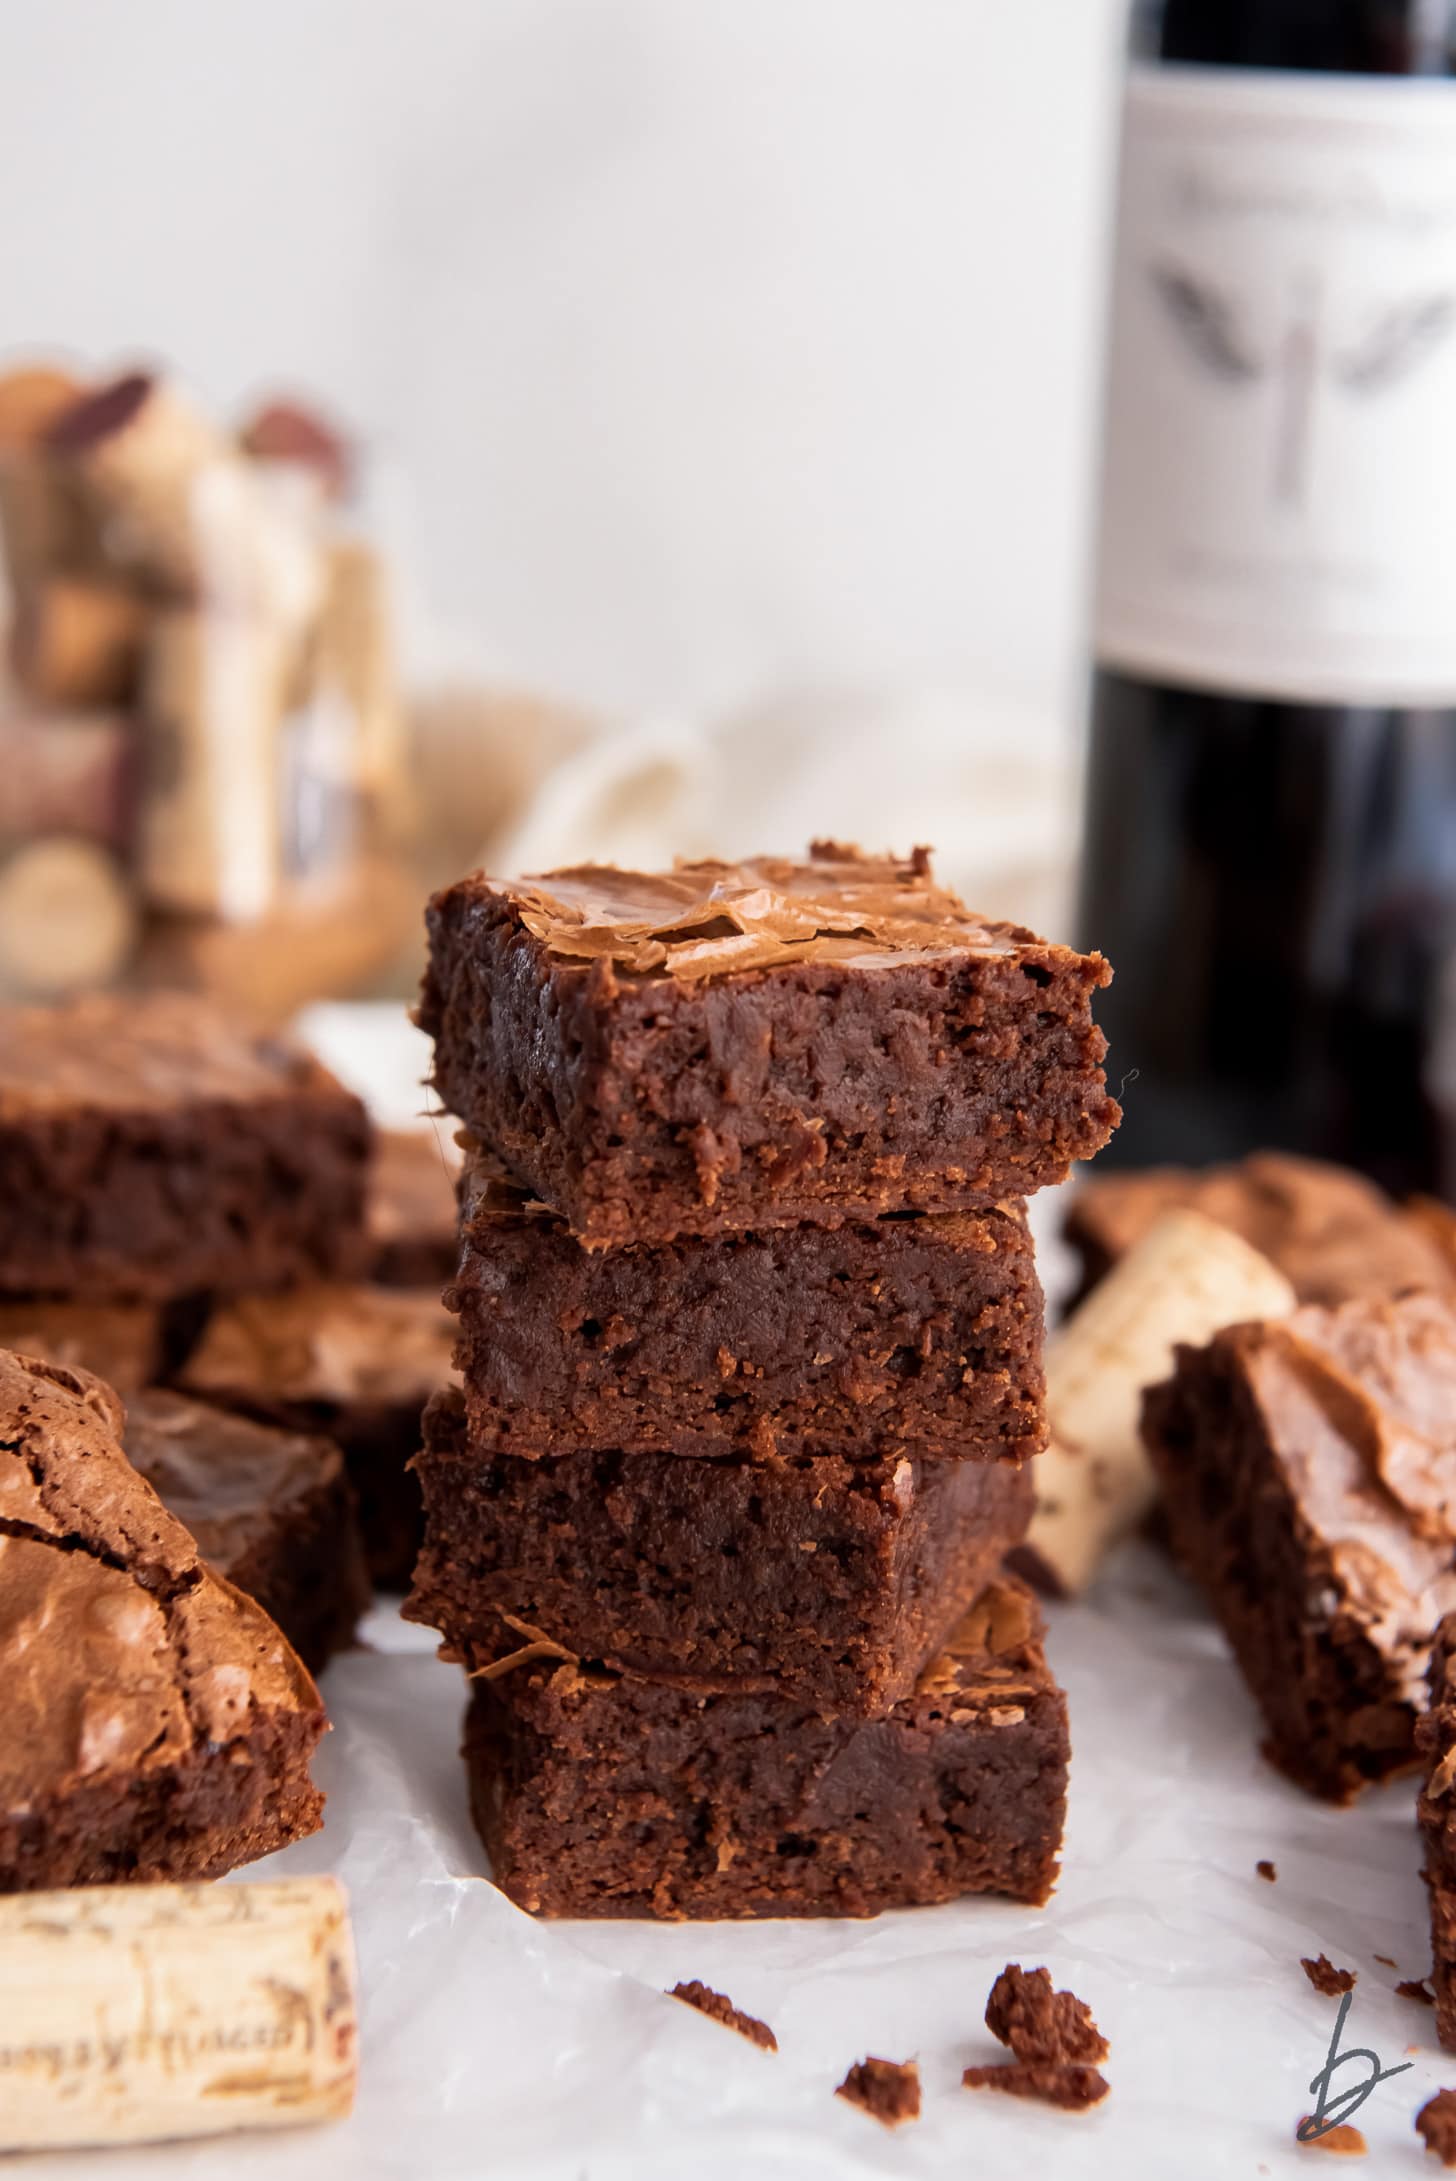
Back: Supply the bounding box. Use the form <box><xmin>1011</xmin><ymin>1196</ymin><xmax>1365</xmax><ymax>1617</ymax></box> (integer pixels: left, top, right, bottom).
<box><xmin>0</xmin><ymin>364</ymin><xmax>417</xmax><ymax>1018</ymax></box>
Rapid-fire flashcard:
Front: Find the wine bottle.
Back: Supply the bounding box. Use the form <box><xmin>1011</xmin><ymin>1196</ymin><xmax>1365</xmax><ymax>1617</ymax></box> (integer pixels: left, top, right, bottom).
<box><xmin>1078</xmin><ymin>0</ymin><xmax>1456</xmax><ymax>1197</ymax></box>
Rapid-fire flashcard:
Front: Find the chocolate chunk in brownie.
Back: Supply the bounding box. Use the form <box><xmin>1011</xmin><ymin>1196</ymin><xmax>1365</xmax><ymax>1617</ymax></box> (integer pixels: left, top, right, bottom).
<box><xmin>1302</xmin><ymin>1956</ymin><xmax>1357</xmax><ymax>1997</ymax></box>
<box><xmin>1066</xmin><ymin>1152</ymin><xmax>1453</xmax><ymax>1310</ymax></box>
<box><xmin>419</xmin><ymin>844</ymin><xmax>1117</xmax><ymax>1244</ymax></box>
<box><xmin>463</xmin><ymin>1576</ymin><xmax>1066</xmax><ymax>1918</ymax></box>
<box><xmin>985</xmin><ymin>1964</ymin><xmax>1108</xmax><ymax>2063</ymax></box>
<box><xmin>1143</xmin><ymin>1293</ymin><xmax>1456</xmax><ymax>1801</ymax></box>
<box><xmin>0</xmin><ymin>1298</ymin><xmax>162</xmax><ymax>1391</ymax></box>
<box><xmin>408</xmin><ymin>1386</ymin><xmax>1032</xmax><ymax>1713</ymax></box>
<box><xmin>0</xmin><ymin>992</ymin><xmax>370</xmax><ymax>1300</ymax></box>
<box><xmin>835</xmin><ymin>2057</ymin><xmax>920</xmax><ymax>2127</ymax></box>
<box><xmin>123</xmin><ymin>1390</ymin><xmax>370</xmax><ymax>1673</ymax></box>
<box><xmin>669</xmin><ymin>1981</ymin><xmax>777</xmax><ymax>2052</ymax></box>
<box><xmin>962</xmin><ymin>2060</ymin><xmax>1109</xmax><ymax>2109</ymax></box>
<box><xmin>0</xmin><ymin>1347</ymin><xmax>325</xmax><ymax>1891</ymax></box>
<box><xmin>368</xmin><ymin>1127</ymin><xmax>460</xmax><ymax>1288</ymax></box>
<box><xmin>1417</xmin><ymin>2088</ymin><xmax>1456</xmax><ymax>2165</ymax></box>
<box><xmin>174</xmin><ymin>1283</ymin><xmax>456</xmax><ymax>1590</ymax></box>
<box><xmin>1419</xmin><ymin>1617</ymin><xmax>1456</xmax><ymax>2053</ymax></box>
<box><xmin>449</xmin><ymin>1147</ymin><xmax>1044</xmax><ymax>1463</ymax></box>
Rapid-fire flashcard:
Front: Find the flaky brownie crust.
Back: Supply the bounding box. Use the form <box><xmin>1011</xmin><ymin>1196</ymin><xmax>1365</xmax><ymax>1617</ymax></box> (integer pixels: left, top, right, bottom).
<box><xmin>0</xmin><ymin>1349</ymin><xmax>326</xmax><ymax>1893</ymax></box>
<box><xmin>464</xmin><ymin>1577</ymin><xmax>1067</xmax><ymax>1918</ymax></box>
<box><xmin>408</xmin><ymin>1387</ymin><xmax>1033</xmax><ymax>1713</ymax></box>
<box><xmin>450</xmin><ymin>1151</ymin><xmax>1044</xmax><ymax>1462</ymax></box>
<box><xmin>1143</xmin><ymin>1297</ymin><xmax>1456</xmax><ymax>1801</ymax></box>
<box><xmin>420</xmin><ymin>847</ymin><xmax>1117</xmax><ymax>1244</ymax></box>
<box><xmin>0</xmin><ymin>993</ymin><xmax>370</xmax><ymax>1301</ymax></box>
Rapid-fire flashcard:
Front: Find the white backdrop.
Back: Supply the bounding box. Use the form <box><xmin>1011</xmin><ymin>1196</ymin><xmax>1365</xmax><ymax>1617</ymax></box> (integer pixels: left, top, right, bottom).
<box><xmin>0</xmin><ymin>0</ymin><xmax>1125</xmax><ymax>743</ymax></box>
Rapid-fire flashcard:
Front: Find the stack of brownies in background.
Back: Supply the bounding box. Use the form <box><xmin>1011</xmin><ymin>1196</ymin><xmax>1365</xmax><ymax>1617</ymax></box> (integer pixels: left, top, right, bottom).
<box><xmin>0</xmin><ymin>991</ymin><xmax>458</xmax><ymax>1670</ymax></box>
<box><xmin>407</xmin><ymin>844</ymin><xmax>1118</xmax><ymax>1916</ymax></box>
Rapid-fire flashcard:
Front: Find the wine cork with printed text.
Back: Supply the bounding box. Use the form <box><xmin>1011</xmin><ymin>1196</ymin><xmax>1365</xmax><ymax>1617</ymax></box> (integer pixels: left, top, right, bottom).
<box><xmin>0</xmin><ymin>1877</ymin><xmax>358</xmax><ymax>2152</ymax></box>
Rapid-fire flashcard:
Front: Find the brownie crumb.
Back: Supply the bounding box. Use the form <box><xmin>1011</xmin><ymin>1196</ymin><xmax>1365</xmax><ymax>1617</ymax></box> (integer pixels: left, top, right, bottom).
<box><xmin>1302</xmin><ymin>1955</ymin><xmax>1357</xmax><ymax>1997</ymax></box>
<box><xmin>1418</xmin><ymin>2089</ymin><xmax>1456</xmax><ymax>2166</ymax></box>
<box><xmin>985</xmin><ymin>1963</ymin><xmax>1109</xmax><ymax>2064</ymax></box>
<box><xmin>1257</xmin><ymin>1859</ymin><xmax>1277</xmax><ymax>1882</ymax></box>
<box><xmin>963</xmin><ymin>2060</ymin><xmax>1109</xmax><ymax>2110</ymax></box>
<box><xmin>1295</xmin><ymin>2117</ymin><xmax>1366</xmax><ymax>2155</ymax></box>
<box><xmin>835</xmin><ymin>2056</ymin><xmax>921</xmax><ymax>2128</ymax></box>
<box><xmin>670</xmin><ymin>1980</ymin><xmax>777</xmax><ymax>2052</ymax></box>
<box><xmin>1374</xmin><ymin>1953</ymin><xmax>1397</xmax><ymax>1969</ymax></box>
<box><xmin>1398</xmin><ymin>1978</ymin><xmax>1436</xmax><ymax>2006</ymax></box>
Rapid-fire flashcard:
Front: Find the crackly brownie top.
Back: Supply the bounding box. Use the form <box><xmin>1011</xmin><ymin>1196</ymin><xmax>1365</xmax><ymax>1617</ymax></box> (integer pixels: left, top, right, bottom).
<box><xmin>0</xmin><ymin>990</ymin><xmax>359</xmax><ymax>1117</ymax></box>
<box><xmin>463</xmin><ymin>841</ymin><xmax>1095</xmax><ymax>982</ymax></box>
<box><xmin>178</xmin><ymin>1284</ymin><xmax>457</xmax><ymax>1408</ymax></box>
<box><xmin>1069</xmin><ymin>1152</ymin><xmax>1453</xmax><ymax>1305</ymax></box>
<box><xmin>913</xmin><ymin>1577</ymin><xmax>1052</xmax><ymax>1708</ymax></box>
<box><xmin>0</xmin><ymin>1348</ymin><xmax>319</xmax><ymax>1807</ymax></box>
<box><xmin>1210</xmin><ymin>1295</ymin><xmax>1456</xmax><ymax>1697</ymax></box>
<box><xmin>490</xmin><ymin>1573</ymin><xmax>1049</xmax><ymax>1721</ymax></box>
<box><xmin>123</xmin><ymin>1389</ymin><xmax>347</xmax><ymax>1568</ymax></box>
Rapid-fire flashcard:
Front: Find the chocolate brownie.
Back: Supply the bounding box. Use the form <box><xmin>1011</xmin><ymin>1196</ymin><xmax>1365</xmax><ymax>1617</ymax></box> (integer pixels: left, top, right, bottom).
<box><xmin>408</xmin><ymin>1386</ymin><xmax>1033</xmax><ymax>1712</ymax></box>
<box><xmin>420</xmin><ymin>844</ymin><xmax>1117</xmax><ymax>1244</ymax></box>
<box><xmin>0</xmin><ymin>1298</ymin><xmax>162</xmax><ymax>1390</ymax></box>
<box><xmin>0</xmin><ymin>1348</ymin><xmax>325</xmax><ymax>1891</ymax></box>
<box><xmin>368</xmin><ymin>1127</ymin><xmax>460</xmax><ymax>1288</ymax></box>
<box><xmin>124</xmin><ymin>1390</ymin><xmax>370</xmax><ymax>1673</ymax></box>
<box><xmin>1418</xmin><ymin>1614</ymin><xmax>1456</xmax><ymax>2053</ymax></box>
<box><xmin>449</xmin><ymin>1148</ymin><xmax>1044</xmax><ymax>1462</ymax></box>
<box><xmin>1066</xmin><ymin>1152</ymin><xmax>1454</xmax><ymax>1309</ymax></box>
<box><xmin>174</xmin><ymin>1282</ymin><xmax>456</xmax><ymax>1589</ymax></box>
<box><xmin>463</xmin><ymin>1576</ymin><xmax>1066</xmax><ymax>1917</ymax></box>
<box><xmin>0</xmin><ymin>992</ymin><xmax>370</xmax><ymax>1300</ymax></box>
<box><xmin>1143</xmin><ymin>1293</ymin><xmax>1456</xmax><ymax>1801</ymax></box>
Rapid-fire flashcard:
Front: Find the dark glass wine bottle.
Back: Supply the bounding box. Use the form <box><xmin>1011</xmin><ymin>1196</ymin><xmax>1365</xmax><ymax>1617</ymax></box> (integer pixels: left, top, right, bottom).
<box><xmin>1078</xmin><ymin>0</ymin><xmax>1456</xmax><ymax>1197</ymax></box>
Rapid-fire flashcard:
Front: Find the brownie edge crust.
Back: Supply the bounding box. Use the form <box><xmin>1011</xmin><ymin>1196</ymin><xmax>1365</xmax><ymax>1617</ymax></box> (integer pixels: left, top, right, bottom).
<box><xmin>464</xmin><ymin>1576</ymin><xmax>1067</xmax><ymax>1919</ymax></box>
<box><xmin>420</xmin><ymin>846</ymin><xmax>1117</xmax><ymax>1243</ymax></box>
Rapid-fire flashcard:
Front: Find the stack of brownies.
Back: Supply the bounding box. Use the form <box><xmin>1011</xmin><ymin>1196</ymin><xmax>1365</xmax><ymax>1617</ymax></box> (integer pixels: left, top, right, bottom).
<box><xmin>408</xmin><ymin>845</ymin><xmax>1118</xmax><ymax>1916</ymax></box>
<box><xmin>0</xmin><ymin>990</ymin><xmax>456</xmax><ymax>1647</ymax></box>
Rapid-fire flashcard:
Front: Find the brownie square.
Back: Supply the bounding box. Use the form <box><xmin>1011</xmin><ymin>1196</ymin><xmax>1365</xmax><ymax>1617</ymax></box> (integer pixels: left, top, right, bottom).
<box><xmin>368</xmin><ymin>1127</ymin><xmax>460</xmax><ymax>1288</ymax></box>
<box><xmin>0</xmin><ymin>1348</ymin><xmax>325</xmax><ymax>1892</ymax></box>
<box><xmin>0</xmin><ymin>992</ymin><xmax>370</xmax><ymax>1301</ymax></box>
<box><xmin>174</xmin><ymin>1282</ymin><xmax>457</xmax><ymax>1590</ymax></box>
<box><xmin>463</xmin><ymin>1576</ymin><xmax>1066</xmax><ymax>1918</ymax></box>
<box><xmin>123</xmin><ymin>1390</ymin><xmax>370</xmax><ymax>1674</ymax></box>
<box><xmin>1143</xmin><ymin>1293</ymin><xmax>1456</xmax><ymax>1801</ymax></box>
<box><xmin>0</xmin><ymin>1298</ymin><xmax>163</xmax><ymax>1391</ymax></box>
<box><xmin>408</xmin><ymin>1386</ymin><xmax>1032</xmax><ymax>1713</ymax></box>
<box><xmin>449</xmin><ymin>1149</ymin><xmax>1044</xmax><ymax>1463</ymax></box>
<box><xmin>1418</xmin><ymin>1615</ymin><xmax>1456</xmax><ymax>2053</ymax></box>
<box><xmin>1065</xmin><ymin>1151</ymin><xmax>1453</xmax><ymax>1309</ymax></box>
<box><xmin>419</xmin><ymin>845</ymin><xmax>1117</xmax><ymax>1244</ymax></box>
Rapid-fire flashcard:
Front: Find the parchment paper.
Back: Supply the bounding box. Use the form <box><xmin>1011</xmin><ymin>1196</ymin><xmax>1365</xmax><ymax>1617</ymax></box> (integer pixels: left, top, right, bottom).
<box><xmin>20</xmin><ymin>1005</ymin><xmax>1447</xmax><ymax>2180</ymax></box>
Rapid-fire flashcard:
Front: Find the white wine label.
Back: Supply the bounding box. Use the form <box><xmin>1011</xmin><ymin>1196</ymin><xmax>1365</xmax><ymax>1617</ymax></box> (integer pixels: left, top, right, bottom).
<box><xmin>1094</xmin><ymin>63</ymin><xmax>1456</xmax><ymax>705</ymax></box>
